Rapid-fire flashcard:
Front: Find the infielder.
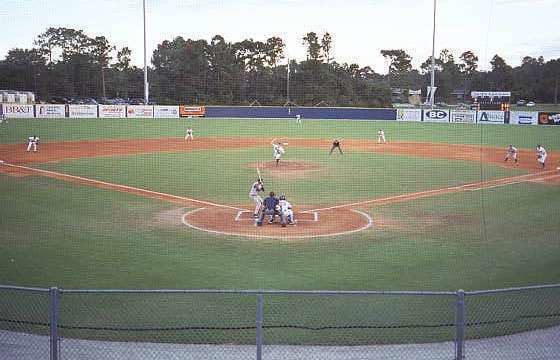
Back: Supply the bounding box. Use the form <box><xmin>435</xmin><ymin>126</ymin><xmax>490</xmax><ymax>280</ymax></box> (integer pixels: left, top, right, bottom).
<box><xmin>536</xmin><ymin>145</ymin><xmax>547</xmax><ymax>168</ymax></box>
<box><xmin>295</xmin><ymin>114</ymin><xmax>302</xmax><ymax>124</ymax></box>
<box><xmin>272</xmin><ymin>140</ymin><xmax>286</xmax><ymax>166</ymax></box>
<box><xmin>504</xmin><ymin>145</ymin><xmax>519</xmax><ymax>165</ymax></box>
<box><xmin>278</xmin><ymin>194</ymin><xmax>295</xmax><ymax>227</ymax></box>
<box><xmin>329</xmin><ymin>139</ymin><xmax>343</xmax><ymax>155</ymax></box>
<box><xmin>185</xmin><ymin>127</ymin><xmax>194</xmax><ymax>141</ymax></box>
<box><xmin>26</xmin><ymin>135</ymin><xmax>39</xmax><ymax>152</ymax></box>
<box><xmin>249</xmin><ymin>179</ymin><xmax>265</xmax><ymax>218</ymax></box>
<box><xmin>377</xmin><ymin>129</ymin><xmax>386</xmax><ymax>144</ymax></box>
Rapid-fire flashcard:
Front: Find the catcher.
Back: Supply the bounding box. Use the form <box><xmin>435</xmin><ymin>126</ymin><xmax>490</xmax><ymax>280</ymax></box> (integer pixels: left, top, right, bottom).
<box><xmin>278</xmin><ymin>194</ymin><xmax>295</xmax><ymax>227</ymax></box>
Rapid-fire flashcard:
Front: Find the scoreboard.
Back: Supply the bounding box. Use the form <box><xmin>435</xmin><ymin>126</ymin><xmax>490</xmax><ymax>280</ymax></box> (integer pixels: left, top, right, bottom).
<box><xmin>471</xmin><ymin>91</ymin><xmax>511</xmax><ymax>110</ymax></box>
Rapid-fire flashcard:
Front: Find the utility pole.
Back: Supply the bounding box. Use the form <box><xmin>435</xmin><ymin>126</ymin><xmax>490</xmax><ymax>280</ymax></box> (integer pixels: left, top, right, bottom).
<box><xmin>286</xmin><ymin>59</ymin><xmax>290</xmax><ymax>105</ymax></box>
<box><xmin>143</xmin><ymin>0</ymin><xmax>149</xmax><ymax>104</ymax></box>
<box><xmin>429</xmin><ymin>0</ymin><xmax>437</xmax><ymax>109</ymax></box>
<box><xmin>554</xmin><ymin>77</ymin><xmax>558</xmax><ymax>105</ymax></box>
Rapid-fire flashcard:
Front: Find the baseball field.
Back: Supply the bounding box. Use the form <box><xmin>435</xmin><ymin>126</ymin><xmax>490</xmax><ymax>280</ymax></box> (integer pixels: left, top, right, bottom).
<box><xmin>1</xmin><ymin>117</ymin><xmax>559</xmax><ymax>291</ymax></box>
<box><xmin>1</xmin><ymin>117</ymin><xmax>560</xmax><ymax>345</ymax></box>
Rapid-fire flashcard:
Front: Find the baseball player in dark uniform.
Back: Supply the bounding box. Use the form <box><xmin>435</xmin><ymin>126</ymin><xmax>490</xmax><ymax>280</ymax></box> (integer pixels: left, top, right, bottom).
<box><xmin>329</xmin><ymin>139</ymin><xmax>343</xmax><ymax>155</ymax></box>
<box><xmin>257</xmin><ymin>191</ymin><xmax>279</xmax><ymax>226</ymax></box>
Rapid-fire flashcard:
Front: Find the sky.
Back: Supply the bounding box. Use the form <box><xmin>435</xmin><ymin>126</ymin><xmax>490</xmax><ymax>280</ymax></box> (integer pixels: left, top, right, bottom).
<box><xmin>1</xmin><ymin>0</ymin><xmax>559</xmax><ymax>73</ymax></box>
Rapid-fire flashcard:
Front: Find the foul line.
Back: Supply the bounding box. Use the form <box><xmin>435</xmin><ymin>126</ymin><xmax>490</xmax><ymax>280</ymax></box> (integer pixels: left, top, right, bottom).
<box><xmin>306</xmin><ymin>170</ymin><xmax>560</xmax><ymax>212</ymax></box>
<box><xmin>234</xmin><ymin>210</ymin><xmax>318</xmax><ymax>222</ymax></box>
<box><xmin>0</xmin><ymin>162</ymin><xmax>245</xmax><ymax>212</ymax></box>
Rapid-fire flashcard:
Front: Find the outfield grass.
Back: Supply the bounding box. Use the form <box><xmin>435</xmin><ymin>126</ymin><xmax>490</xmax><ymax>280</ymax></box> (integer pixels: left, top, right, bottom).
<box><xmin>1</xmin><ymin>117</ymin><xmax>559</xmax><ymax>149</ymax></box>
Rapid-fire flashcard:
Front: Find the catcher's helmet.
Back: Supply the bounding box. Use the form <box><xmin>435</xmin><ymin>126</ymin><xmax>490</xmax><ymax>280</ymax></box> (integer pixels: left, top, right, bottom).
<box><xmin>279</xmin><ymin>194</ymin><xmax>286</xmax><ymax>200</ymax></box>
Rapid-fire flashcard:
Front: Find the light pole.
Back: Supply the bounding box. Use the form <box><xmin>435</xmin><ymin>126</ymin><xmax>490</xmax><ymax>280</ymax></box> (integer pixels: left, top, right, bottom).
<box><xmin>143</xmin><ymin>0</ymin><xmax>149</xmax><ymax>104</ymax></box>
<box><xmin>429</xmin><ymin>0</ymin><xmax>437</xmax><ymax>109</ymax></box>
<box><xmin>286</xmin><ymin>59</ymin><xmax>290</xmax><ymax>105</ymax></box>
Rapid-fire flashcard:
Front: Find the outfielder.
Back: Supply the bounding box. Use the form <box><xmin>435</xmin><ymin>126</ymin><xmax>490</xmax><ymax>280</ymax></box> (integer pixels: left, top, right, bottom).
<box><xmin>26</xmin><ymin>135</ymin><xmax>39</xmax><ymax>152</ymax></box>
<box><xmin>377</xmin><ymin>129</ymin><xmax>386</xmax><ymax>144</ymax></box>
<box><xmin>295</xmin><ymin>114</ymin><xmax>302</xmax><ymax>124</ymax></box>
<box><xmin>272</xmin><ymin>140</ymin><xmax>286</xmax><ymax>166</ymax></box>
<box><xmin>249</xmin><ymin>179</ymin><xmax>265</xmax><ymax>217</ymax></box>
<box><xmin>185</xmin><ymin>127</ymin><xmax>194</xmax><ymax>141</ymax></box>
<box><xmin>504</xmin><ymin>144</ymin><xmax>519</xmax><ymax>165</ymax></box>
<box><xmin>536</xmin><ymin>145</ymin><xmax>547</xmax><ymax>168</ymax></box>
<box><xmin>278</xmin><ymin>194</ymin><xmax>295</xmax><ymax>227</ymax></box>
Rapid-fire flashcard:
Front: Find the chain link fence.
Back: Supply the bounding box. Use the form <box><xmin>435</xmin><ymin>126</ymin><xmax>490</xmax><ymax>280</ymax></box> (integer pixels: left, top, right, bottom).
<box><xmin>1</xmin><ymin>285</ymin><xmax>559</xmax><ymax>360</ymax></box>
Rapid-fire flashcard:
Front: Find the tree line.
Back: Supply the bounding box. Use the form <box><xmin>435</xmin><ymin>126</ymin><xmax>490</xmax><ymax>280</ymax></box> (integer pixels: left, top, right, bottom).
<box><xmin>0</xmin><ymin>27</ymin><xmax>558</xmax><ymax>106</ymax></box>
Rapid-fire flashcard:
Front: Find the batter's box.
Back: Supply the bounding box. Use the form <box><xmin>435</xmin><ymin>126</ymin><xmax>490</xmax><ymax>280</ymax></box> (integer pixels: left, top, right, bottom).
<box><xmin>235</xmin><ymin>210</ymin><xmax>318</xmax><ymax>222</ymax></box>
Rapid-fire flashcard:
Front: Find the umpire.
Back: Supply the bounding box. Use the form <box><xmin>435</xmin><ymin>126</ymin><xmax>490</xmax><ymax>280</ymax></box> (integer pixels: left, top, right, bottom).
<box><xmin>257</xmin><ymin>192</ymin><xmax>279</xmax><ymax>226</ymax></box>
<box><xmin>329</xmin><ymin>139</ymin><xmax>343</xmax><ymax>155</ymax></box>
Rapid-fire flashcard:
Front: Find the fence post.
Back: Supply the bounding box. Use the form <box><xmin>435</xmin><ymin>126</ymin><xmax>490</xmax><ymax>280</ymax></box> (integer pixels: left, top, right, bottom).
<box><xmin>455</xmin><ymin>289</ymin><xmax>466</xmax><ymax>360</ymax></box>
<box><xmin>49</xmin><ymin>287</ymin><xmax>60</xmax><ymax>360</ymax></box>
<box><xmin>256</xmin><ymin>292</ymin><xmax>264</xmax><ymax>360</ymax></box>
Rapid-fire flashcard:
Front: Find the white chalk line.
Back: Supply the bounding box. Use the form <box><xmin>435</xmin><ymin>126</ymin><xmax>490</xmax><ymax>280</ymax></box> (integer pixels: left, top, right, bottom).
<box><xmin>234</xmin><ymin>210</ymin><xmax>318</xmax><ymax>222</ymax></box>
<box><xmin>306</xmin><ymin>169</ymin><xmax>560</xmax><ymax>212</ymax></box>
<box><xmin>0</xmin><ymin>162</ymin><xmax>245</xmax><ymax>211</ymax></box>
<box><xmin>182</xmin><ymin>208</ymin><xmax>373</xmax><ymax>240</ymax></box>
<box><xmin>525</xmin><ymin>173</ymin><xmax>560</xmax><ymax>184</ymax></box>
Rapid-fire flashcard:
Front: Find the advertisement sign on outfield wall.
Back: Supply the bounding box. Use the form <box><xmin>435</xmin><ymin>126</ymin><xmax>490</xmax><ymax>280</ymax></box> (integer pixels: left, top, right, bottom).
<box><xmin>422</xmin><ymin>109</ymin><xmax>449</xmax><ymax>122</ymax></box>
<box><xmin>450</xmin><ymin>110</ymin><xmax>476</xmax><ymax>123</ymax></box>
<box><xmin>477</xmin><ymin>111</ymin><xmax>508</xmax><ymax>124</ymax></box>
<box><xmin>2</xmin><ymin>104</ymin><xmax>34</xmax><ymax>118</ymax></box>
<box><xmin>510</xmin><ymin>111</ymin><xmax>538</xmax><ymax>125</ymax></box>
<box><xmin>127</xmin><ymin>105</ymin><xmax>154</xmax><ymax>118</ymax></box>
<box><xmin>179</xmin><ymin>106</ymin><xmax>206</xmax><ymax>117</ymax></box>
<box><xmin>538</xmin><ymin>112</ymin><xmax>560</xmax><ymax>125</ymax></box>
<box><xmin>153</xmin><ymin>106</ymin><xmax>179</xmax><ymax>118</ymax></box>
<box><xmin>36</xmin><ymin>104</ymin><xmax>66</xmax><ymax>118</ymax></box>
<box><xmin>396</xmin><ymin>109</ymin><xmax>422</xmax><ymax>122</ymax></box>
<box><xmin>99</xmin><ymin>105</ymin><xmax>126</xmax><ymax>118</ymax></box>
<box><xmin>68</xmin><ymin>105</ymin><xmax>98</xmax><ymax>118</ymax></box>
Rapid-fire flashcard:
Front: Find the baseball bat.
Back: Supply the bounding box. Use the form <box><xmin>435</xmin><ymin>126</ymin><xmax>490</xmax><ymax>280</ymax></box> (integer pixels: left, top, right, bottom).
<box><xmin>257</xmin><ymin>167</ymin><xmax>263</xmax><ymax>183</ymax></box>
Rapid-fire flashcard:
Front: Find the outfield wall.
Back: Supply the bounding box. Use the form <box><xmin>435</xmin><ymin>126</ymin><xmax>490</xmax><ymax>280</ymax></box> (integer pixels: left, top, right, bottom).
<box><xmin>0</xmin><ymin>103</ymin><xmax>556</xmax><ymax>125</ymax></box>
<box><xmin>204</xmin><ymin>106</ymin><xmax>397</xmax><ymax>120</ymax></box>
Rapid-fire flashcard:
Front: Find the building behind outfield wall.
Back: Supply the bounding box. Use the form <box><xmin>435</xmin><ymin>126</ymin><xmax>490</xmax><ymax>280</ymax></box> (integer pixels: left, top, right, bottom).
<box><xmin>0</xmin><ymin>90</ymin><xmax>35</xmax><ymax>104</ymax></box>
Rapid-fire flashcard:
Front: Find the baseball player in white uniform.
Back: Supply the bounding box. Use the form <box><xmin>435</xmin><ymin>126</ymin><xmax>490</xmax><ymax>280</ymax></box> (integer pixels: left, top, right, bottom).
<box><xmin>278</xmin><ymin>194</ymin><xmax>295</xmax><ymax>227</ymax></box>
<box><xmin>185</xmin><ymin>127</ymin><xmax>194</xmax><ymax>141</ymax></box>
<box><xmin>377</xmin><ymin>129</ymin><xmax>386</xmax><ymax>144</ymax></box>
<box><xmin>536</xmin><ymin>145</ymin><xmax>547</xmax><ymax>168</ymax></box>
<box><xmin>295</xmin><ymin>114</ymin><xmax>302</xmax><ymax>124</ymax></box>
<box><xmin>504</xmin><ymin>145</ymin><xmax>519</xmax><ymax>165</ymax></box>
<box><xmin>26</xmin><ymin>135</ymin><xmax>39</xmax><ymax>152</ymax></box>
<box><xmin>249</xmin><ymin>179</ymin><xmax>265</xmax><ymax>217</ymax></box>
<box><xmin>272</xmin><ymin>140</ymin><xmax>286</xmax><ymax>166</ymax></box>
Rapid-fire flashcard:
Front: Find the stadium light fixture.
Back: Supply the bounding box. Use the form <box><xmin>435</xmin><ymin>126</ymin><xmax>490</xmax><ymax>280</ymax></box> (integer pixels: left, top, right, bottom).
<box><xmin>143</xmin><ymin>0</ymin><xmax>149</xmax><ymax>104</ymax></box>
<box><xmin>429</xmin><ymin>0</ymin><xmax>437</xmax><ymax>109</ymax></box>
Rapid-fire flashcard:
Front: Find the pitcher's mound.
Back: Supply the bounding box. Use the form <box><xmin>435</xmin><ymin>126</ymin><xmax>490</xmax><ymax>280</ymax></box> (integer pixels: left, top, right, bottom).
<box><xmin>246</xmin><ymin>161</ymin><xmax>322</xmax><ymax>179</ymax></box>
